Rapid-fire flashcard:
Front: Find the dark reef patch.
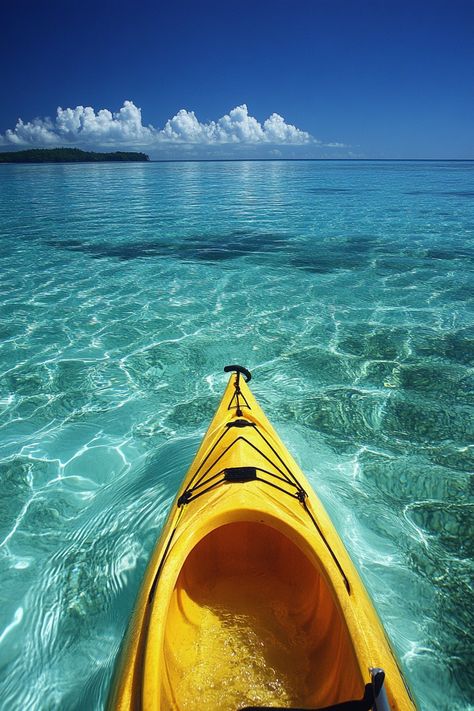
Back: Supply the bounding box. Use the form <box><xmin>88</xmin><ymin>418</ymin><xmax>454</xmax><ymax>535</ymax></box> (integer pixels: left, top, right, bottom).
<box><xmin>48</xmin><ymin>231</ymin><xmax>388</xmax><ymax>275</ymax></box>
<box><xmin>47</xmin><ymin>230</ymin><xmax>292</xmax><ymax>264</ymax></box>
<box><xmin>425</xmin><ymin>247</ymin><xmax>474</xmax><ymax>261</ymax></box>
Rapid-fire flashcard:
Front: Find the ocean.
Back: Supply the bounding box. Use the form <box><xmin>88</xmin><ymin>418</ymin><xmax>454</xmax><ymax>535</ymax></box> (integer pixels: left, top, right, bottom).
<box><xmin>0</xmin><ymin>159</ymin><xmax>473</xmax><ymax>710</ymax></box>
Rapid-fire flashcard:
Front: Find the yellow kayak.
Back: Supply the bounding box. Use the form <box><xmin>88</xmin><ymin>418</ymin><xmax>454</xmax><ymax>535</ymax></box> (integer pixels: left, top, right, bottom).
<box><xmin>108</xmin><ymin>366</ymin><xmax>417</xmax><ymax>711</ymax></box>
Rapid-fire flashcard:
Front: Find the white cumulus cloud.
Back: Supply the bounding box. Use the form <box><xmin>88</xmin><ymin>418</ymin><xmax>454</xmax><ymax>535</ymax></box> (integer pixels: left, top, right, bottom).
<box><xmin>2</xmin><ymin>101</ymin><xmax>153</xmax><ymax>147</ymax></box>
<box><xmin>0</xmin><ymin>101</ymin><xmax>313</xmax><ymax>150</ymax></box>
<box><xmin>159</xmin><ymin>104</ymin><xmax>311</xmax><ymax>144</ymax></box>
<box><xmin>214</xmin><ymin>104</ymin><xmax>267</xmax><ymax>143</ymax></box>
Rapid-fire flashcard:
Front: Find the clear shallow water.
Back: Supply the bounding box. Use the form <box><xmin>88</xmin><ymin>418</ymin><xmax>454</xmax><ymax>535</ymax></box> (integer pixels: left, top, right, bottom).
<box><xmin>0</xmin><ymin>160</ymin><xmax>473</xmax><ymax>710</ymax></box>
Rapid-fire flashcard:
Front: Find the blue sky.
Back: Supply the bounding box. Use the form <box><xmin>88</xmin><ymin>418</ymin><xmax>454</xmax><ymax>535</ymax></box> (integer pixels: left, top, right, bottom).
<box><xmin>1</xmin><ymin>0</ymin><xmax>473</xmax><ymax>158</ymax></box>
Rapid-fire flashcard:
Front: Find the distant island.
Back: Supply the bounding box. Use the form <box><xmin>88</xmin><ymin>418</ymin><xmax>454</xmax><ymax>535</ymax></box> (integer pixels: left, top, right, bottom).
<box><xmin>0</xmin><ymin>148</ymin><xmax>150</xmax><ymax>163</ymax></box>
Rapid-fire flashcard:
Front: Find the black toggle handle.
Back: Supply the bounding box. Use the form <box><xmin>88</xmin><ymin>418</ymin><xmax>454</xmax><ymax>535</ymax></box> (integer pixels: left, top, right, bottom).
<box><xmin>224</xmin><ymin>365</ymin><xmax>252</xmax><ymax>382</ymax></box>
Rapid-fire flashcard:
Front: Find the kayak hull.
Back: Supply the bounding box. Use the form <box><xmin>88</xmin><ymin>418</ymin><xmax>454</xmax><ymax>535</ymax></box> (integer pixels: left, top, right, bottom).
<box><xmin>108</xmin><ymin>371</ymin><xmax>416</xmax><ymax>711</ymax></box>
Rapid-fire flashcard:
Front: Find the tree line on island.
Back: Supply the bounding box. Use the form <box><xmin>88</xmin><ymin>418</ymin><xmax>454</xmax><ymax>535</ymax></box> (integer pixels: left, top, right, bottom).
<box><xmin>0</xmin><ymin>148</ymin><xmax>150</xmax><ymax>163</ymax></box>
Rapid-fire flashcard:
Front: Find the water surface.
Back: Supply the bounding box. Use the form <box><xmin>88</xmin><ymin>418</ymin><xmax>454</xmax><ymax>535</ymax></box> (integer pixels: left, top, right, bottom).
<box><xmin>0</xmin><ymin>160</ymin><xmax>473</xmax><ymax>710</ymax></box>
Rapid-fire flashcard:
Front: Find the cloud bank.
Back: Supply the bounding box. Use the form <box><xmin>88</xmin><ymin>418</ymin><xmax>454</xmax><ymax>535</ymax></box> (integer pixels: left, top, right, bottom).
<box><xmin>0</xmin><ymin>101</ymin><xmax>350</xmax><ymax>158</ymax></box>
<box><xmin>1</xmin><ymin>101</ymin><xmax>310</xmax><ymax>146</ymax></box>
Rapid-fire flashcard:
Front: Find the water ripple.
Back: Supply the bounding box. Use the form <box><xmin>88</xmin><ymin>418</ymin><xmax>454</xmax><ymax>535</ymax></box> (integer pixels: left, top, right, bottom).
<box><xmin>0</xmin><ymin>160</ymin><xmax>473</xmax><ymax>710</ymax></box>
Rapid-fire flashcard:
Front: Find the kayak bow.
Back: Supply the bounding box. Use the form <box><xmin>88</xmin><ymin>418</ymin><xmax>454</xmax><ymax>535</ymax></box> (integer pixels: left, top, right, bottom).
<box><xmin>108</xmin><ymin>366</ymin><xmax>416</xmax><ymax>711</ymax></box>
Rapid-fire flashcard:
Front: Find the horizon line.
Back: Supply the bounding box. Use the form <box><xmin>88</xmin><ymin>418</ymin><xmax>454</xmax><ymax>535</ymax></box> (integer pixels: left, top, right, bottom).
<box><xmin>147</xmin><ymin>158</ymin><xmax>474</xmax><ymax>163</ymax></box>
<box><xmin>1</xmin><ymin>157</ymin><xmax>473</xmax><ymax>165</ymax></box>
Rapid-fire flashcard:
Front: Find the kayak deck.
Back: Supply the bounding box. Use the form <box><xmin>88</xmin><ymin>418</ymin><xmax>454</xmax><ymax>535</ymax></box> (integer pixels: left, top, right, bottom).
<box><xmin>163</xmin><ymin>521</ymin><xmax>362</xmax><ymax>710</ymax></box>
<box><xmin>108</xmin><ymin>367</ymin><xmax>417</xmax><ymax>711</ymax></box>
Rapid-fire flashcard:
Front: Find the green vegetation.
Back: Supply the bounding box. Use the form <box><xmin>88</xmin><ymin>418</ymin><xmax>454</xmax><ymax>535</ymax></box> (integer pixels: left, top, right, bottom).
<box><xmin>0</xmin><ymin>148</ymin><xmax>150</xmax><ymax>163</ymax></box>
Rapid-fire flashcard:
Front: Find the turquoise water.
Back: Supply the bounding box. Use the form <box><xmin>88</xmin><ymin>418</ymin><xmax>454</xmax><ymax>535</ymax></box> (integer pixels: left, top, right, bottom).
<box><xmin>0</xmin><ymin>160</ymin><xmax>473</xmax><ymax>710</ymax></box>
